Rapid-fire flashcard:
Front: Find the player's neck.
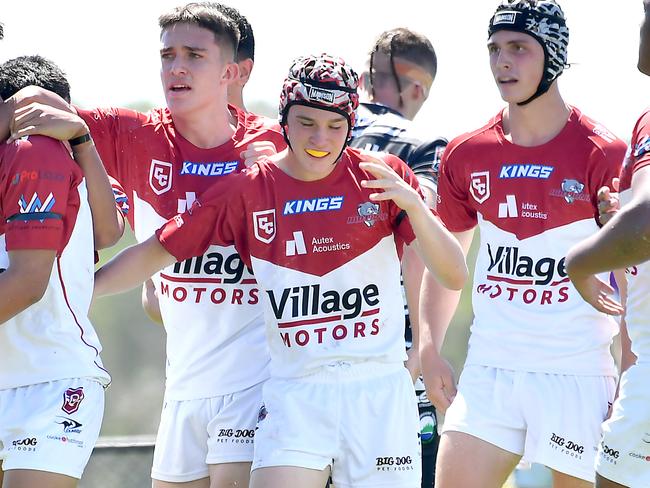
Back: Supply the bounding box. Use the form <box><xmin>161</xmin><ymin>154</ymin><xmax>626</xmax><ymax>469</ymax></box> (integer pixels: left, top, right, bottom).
<box><xmin>172</xmin><ymin>103</ymin><xmax>237</xmax><ymax>149</ymax></box>
<box><xmin>370</xmin><ymin>96</ymin><xmax>413</xmax><ymax>121</ymax></box>
<box><xmin>399</xmin><ymin>99</ymin><xmax>422</xmax><ymax>121</ymax></box>
<box><xmin>502</xmin><ymin>89</ymin><xmax>570</xmax><ymax>147</ymax></box>
<box><xmin>277</xmin><ymin>150</ymin><xmax>338</xmax><ymax>182</ymax></box>
<box><xmin>228</xmin><ymin>92</ymin><xmax>247</xmax><ymax>113</ymax></box>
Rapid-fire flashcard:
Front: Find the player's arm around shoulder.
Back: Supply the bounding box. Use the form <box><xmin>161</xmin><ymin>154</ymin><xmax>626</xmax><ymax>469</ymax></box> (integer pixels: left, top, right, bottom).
<box><xmin>8</xmin><ymin>91</ymin><xmax>124</xmax><ymax>249</ymax></box>
<box><xmin>0</xmin><ymin>136</ymin><xmax>73</xmax><ymax>323</ymax></box>
<box><xmin>70</xmin><ymin>135</ymin><xmax>124</xmax><ymax>249</ymax></box>
<box><xmin>95</xmin><ymin>174</ymin><xmax>242</xmax><ymax>299</ymax></box>
<box><xmin>563</xmin><ymin>168</ymin><xmax>650</xmax><ymax>316</ymax></box>
<box><xmin>94</xmin><ymin>234</ymin><xmax>175</xmax><ymax>298</ymax></box>
<box><xmin>358</xmin><ymin>152</ymin><xmax>467</xmax><ymax>290</ymax></box>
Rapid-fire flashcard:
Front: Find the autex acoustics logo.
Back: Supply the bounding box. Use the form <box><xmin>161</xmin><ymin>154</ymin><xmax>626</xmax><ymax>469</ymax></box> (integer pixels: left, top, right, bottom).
<box><xmin>286</xmin><ymin>231</ymin><xmax>307</xmax><ymax>256</ymax></box>
<box><xmin>497</xmin><ymin>195</ymin><xmax>548</xmax><ymax>220</ymax></box>
<box><xmin>177</xmin><ymin>192</ymin><xmax>196</xmax><ymax>214</ymax></box>
<box><xmin>498</xmin><ymin>195</ymin><xmax>518</xmax><ymax>218</ymax></box>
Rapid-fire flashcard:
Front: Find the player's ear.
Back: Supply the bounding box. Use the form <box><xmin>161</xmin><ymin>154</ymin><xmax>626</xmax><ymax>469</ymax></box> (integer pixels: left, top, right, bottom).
<box><xmin>238</xmin><ymin>59</ymin><xmax>254</xmax><ymax>85</ymax></box>
<box><xmin>359</xmin><ymin>72</ymin><xmax>372</xmax><ymax>97</ymax></box>
<box><xmin>222</xmin><ymin>61</ymin><xmax>240</xmax><ymax>84</ymax></box>
<box><xmin>410</xmin><ymin>82</ymin><xmax>427</xmax><ymax>102</ymax></box>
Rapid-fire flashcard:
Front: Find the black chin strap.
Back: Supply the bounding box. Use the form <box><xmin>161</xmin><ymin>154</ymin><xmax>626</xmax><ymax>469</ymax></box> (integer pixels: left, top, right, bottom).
<box><xmin>517</xmin><ymin>77</ymin><xmax>556</xmax><ymax>106</ymax></box>
<box><xmin>517</xmin><ymin>52</ymin><xmax>556</xmax><ymax>106</ymax></box>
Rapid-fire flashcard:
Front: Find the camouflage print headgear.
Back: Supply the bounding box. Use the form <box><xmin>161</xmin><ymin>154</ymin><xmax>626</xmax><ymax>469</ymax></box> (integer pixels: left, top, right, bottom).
<box><xmin>488</xmin><ymin>0</ymin><xmax>569</xmax><ymax>105</ymax></box>
<box><xmin>279</xmin><ymin>53</ymin><xmax>359</xmax><ymax>142</ymax></box>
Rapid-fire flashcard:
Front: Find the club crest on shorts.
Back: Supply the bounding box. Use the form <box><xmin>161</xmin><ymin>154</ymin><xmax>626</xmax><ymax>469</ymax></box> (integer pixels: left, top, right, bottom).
<box><xmin>257</xmin><ymin>404</ymin><xmax>268</xmax><ymax>423</ymax></box>
<box><xmin>61</xmin><ymin>387</ymin><xmax>85</xmax><ymax>415</ymax></box>
<box><xmin>253</xmin><ymin>209</ymin><xmax>276</xmax><ymax>243</ymax></box>
<box><xmin>470</xmin><ymin>171</ymin><xmax>490</xmax><ymax>204</ymax></box>
<box><xmin>149</xmin><ymin>159</ymin><xmax>173</xmax><ymax>195</ymax></box>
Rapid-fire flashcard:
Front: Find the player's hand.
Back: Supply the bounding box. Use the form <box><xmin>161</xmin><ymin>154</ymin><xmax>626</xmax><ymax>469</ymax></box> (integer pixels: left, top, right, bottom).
<box><xmin>8</xmin><ymin>102</ymin><xmax>88</xmax><ymax>143</ymax></box>
<box><xmin>597</xmin><ymin>178</ymin><xmax>620</xmax><ymax>226</ymax></box>
<box><xmin>142</xmin><ymin>279</ymin><xmax>164</xmax><ymax>325</ymax></box>
<box><xmin>240</xmin><ymin>140</ymin><xmax>277</xmax><ymax>167</ymax></box>
<box><xmin>421</xmin><ymin>353</ymin><xmax>456</xmax><ymax>414</ymax></box>
<box><xmin>359</xmin><ymin>155</ymin><xmax>422</xmax><ymax>213</ymax></box>
<box><xmin>9</xmin><ymin>85</ymin><xmax>73</xmax><ymax>113</ymax></box>
<box><xmin>404</xmin><ymin>348</ymin><xmax>421</xmax><ymax>384</ymax></box>
<box><xmin>569</xmin><ymin>273</ymin><xmax>624</xmax><ymax>316</ymax></box>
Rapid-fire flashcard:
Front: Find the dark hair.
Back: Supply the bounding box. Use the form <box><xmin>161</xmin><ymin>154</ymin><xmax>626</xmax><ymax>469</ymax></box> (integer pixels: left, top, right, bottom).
<box><xmin>0</xmin><ymin>55</ymin><xmax>71</xmax><ymax>102</ymax></box>
<box><xmin>214</xmin><ymin>4</ymin><xmax>254</xmax><ymax>62</ymax></box>
<box><xmin>371</xmin><ymin>27</ymin><xmax>437</xmax><ymax>81</ymax></box>
<box><xmin>0</xmin><ymin>23</ymin><xmax>4</xmax><ymax>40</ymax></box>
<box><xmin>159</xmin><ymin>2</ymin><xmax>239</xmax><ymax>60</ymax></box>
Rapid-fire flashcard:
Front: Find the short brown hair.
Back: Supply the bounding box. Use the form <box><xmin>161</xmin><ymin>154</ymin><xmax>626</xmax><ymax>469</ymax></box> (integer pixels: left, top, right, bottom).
<box><xmin>371</xmin><ymin>27</ymin><xmax>437</xmax><ymax>81</ymax></box>
<box><xmin>159</xmin><ymin>2</ymin><xmax>239</xmax><ymax>60</ymax></box>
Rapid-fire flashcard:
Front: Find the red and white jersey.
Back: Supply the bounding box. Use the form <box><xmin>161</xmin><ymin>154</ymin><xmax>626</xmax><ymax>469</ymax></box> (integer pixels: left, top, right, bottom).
<box><xmin>438</xmin><ymin>107</ymin><xmax>626</xmax><ymax>376</ymax></box>
<box><xmin>618</xmin><ymin>109</ymin><xmax>650</xmax><ymax>363</ymax></box>
<box><xmin>157</xmin><ymin>148</ymin><xmax>421</xmax><ymax>378</ymax></box>
<box><xmin>79</xmin><ymin>105</ymin><xmax>286</xmax><ymax>400</ymax></box>
<box><xmin>0</xmin><ymin>135</ymin><xmax>110</xmax><ymax>390</ymax></box>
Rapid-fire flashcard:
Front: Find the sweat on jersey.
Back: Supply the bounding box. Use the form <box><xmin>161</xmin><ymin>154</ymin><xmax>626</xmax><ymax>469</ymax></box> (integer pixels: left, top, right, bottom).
<box><xmin>618</xmin><ymin>108</ymin><xmax>650</xmax><ymax>364</ymax></box>
<box><xmin>438</xmin><ymin>107</ymin><xmax>626</xmax><ymax>376</ymax></box>
<box><xmin>79</xmin><ymin>105</ymin><xmax>286</xmax><ymax>400</ymax></box>
<box><xmin>157</xmin><ymin>148</ymin><xmax>425</xmax><ymax>379</ymax></box>
<box><xmin>0</xmin><ymin>135</ymin><xmax>110</xmax><ymax>390</ymax></box>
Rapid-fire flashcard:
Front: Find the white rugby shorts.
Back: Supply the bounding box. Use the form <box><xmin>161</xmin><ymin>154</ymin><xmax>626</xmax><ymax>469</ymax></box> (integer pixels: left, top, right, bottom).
<box><xmin>0</xmin><ymin>378</ymin><xmax>104</xmax><ymax>479</ymax></box>
<box><xmin>442</xmin><ymin>365</ymin><xmax>615</xmax><ymax>482</ymax></box>
<box><xmin>596</xmin><ymin>363</ymin><xmax>650</xmax><ymax>487</ymax></box>
<box><xmin>151</xmin><ymin>380</ymin><xmax>263</xmax><ymax>483</ymax></box>
<box><xmin>253</xmin><ymin>361</ymin><xmax>421</xmax><ymax>488</ymax></box>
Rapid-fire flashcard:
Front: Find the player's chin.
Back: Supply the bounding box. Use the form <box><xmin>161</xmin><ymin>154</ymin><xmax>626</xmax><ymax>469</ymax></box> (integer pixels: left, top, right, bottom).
<box><xmin>165</xmin><ymin>98</ymin><xmax>197</xmax><ymax>116</ymax></box>
<box><xmin>497</xmin><ymin>84</ymin><xmax>529</xmax><ymax>104</ymax></box>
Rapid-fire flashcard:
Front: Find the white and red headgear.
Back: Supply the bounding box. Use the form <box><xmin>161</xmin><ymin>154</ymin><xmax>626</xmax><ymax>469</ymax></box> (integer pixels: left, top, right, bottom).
<box><xmin>279</xmin><ymin>53</ymin><xmax>360</xmax><ymax>142</ymax></box>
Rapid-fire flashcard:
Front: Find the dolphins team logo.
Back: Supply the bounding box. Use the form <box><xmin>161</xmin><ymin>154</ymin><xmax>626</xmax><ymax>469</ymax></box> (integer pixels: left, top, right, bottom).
<box><xmin>357</xmin><ymin>202</ymin><xmax>380</xmax><ymax>227</ymax></box>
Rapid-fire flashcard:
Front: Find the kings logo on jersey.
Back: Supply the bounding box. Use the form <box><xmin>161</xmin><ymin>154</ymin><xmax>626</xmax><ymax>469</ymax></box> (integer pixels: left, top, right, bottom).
<box><xmin>470</xmin><ymin>171</ymin><xmax>490</xmax><ymax>204</ymax></box>
<box><xmin>253</xmin><ymin>209</ymin><xmax>276</xmax><ymax>243</ymax></box>
<box><xmin>149</xmin><ymin>159</ymin><xmax>173</xmax><ymax>195</ymax></box>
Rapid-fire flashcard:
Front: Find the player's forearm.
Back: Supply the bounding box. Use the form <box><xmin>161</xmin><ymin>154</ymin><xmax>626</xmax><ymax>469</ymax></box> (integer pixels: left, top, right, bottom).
<box><xmin>72</xmin><ymin>139</ymin><xmax>123</xmax><ymax>249</ymax></box>
<box><xmin>403</xmin><ymin>245</ymin><xmax>424</xmax><ymax>353</ymax></box>
<box><xmin>0</xmin><ymin>97</ymin><xmax>13</xmax><ymax>142</ymax></box>
<box><xmin>94</xmin><ymin>236</ymin><xmax>175</xmax><ymax>297</ymax></box>
<box><xmin>613</xmin><ymin>272</ymin><xmax>636</xmax><ymax>372</ymax></box>
<box><xmin>418</xmin><ymin>269</ymin><xmax>463</xmax><ymax>360</ymax></box>
<box><xmin>567</xmin><ymin>200</ymin><xmax>650</xmax><ymax>277</ymax></box>
<box><xmin>407</xmin><ymin>200</ymin><xmax>467</xmax><ymax>290</ymax></box>
<box><xmin>141</xmin><ymin>279</ymin><xmax>164</xmax><ymax>325</ymax></box>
